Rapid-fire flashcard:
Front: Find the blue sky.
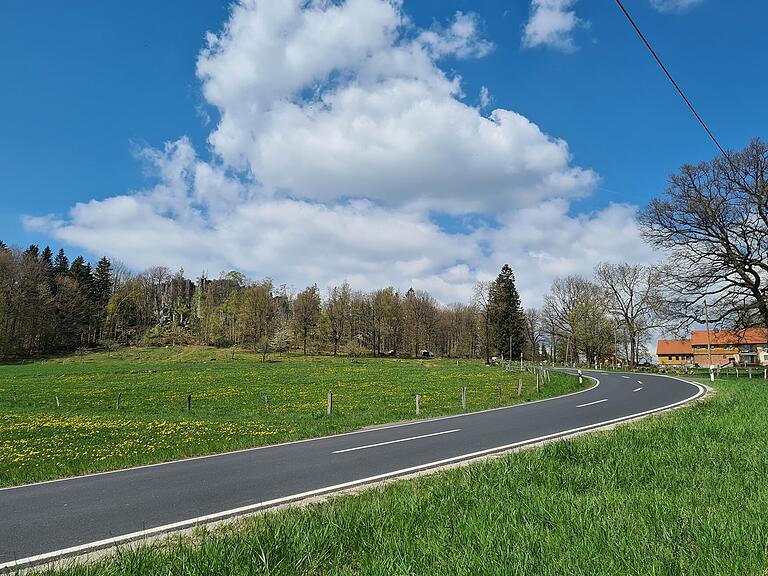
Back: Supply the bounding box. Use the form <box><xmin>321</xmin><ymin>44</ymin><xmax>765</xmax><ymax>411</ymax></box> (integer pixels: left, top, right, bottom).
<box><xmin>1</xmin><ymin>0</ymin><xmax>765</xmax><ymax>304</ymax></box>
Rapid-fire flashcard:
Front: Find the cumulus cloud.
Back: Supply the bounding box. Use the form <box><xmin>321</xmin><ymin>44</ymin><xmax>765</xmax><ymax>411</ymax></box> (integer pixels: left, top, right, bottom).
<box><xmin>522</xmin><ymin>0</ymin><xmax>587</xmax><ymax>53</ymax></box>
<box><xmin>24</xmin><ymin>0</ymin><xmax>652</xmax><ymax>307</ymax></box>
<box><xmin>197</xmin><ymin>0</ymin><xmax>596</xmax><ymax>213</ymax></box>
<box><xmin>650</xmin><ymin>0</ymin><xmax>704</xmax><ymax>13</ymax></box>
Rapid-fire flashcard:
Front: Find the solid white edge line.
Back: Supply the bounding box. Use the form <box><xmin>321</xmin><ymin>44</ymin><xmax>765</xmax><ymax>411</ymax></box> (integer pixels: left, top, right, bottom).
<box><xmin>0</xmin><ymin>372</ymin><xmax>600</xmax><ymax>493</ymax></box>
<box><xmin>0</xmin><ymin>374</ymin><xmax>706</xmax><ymax>572</ymax></box>
<box><xmin>332</xmin><ymin>429</ymin><xmax>461</xmax><ymax>454</ymax></box>
<box><xmin>576</xmin><ymin>399</ymin><xmax>608</xmax><ymax>408</ymax></box>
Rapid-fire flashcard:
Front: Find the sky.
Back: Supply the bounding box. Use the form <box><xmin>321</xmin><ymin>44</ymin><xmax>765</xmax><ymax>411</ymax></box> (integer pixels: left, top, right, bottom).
<box><xmin>1</xmin><ymin>0</ymin><xmax>766</xmax><ymax>308</ymax></box>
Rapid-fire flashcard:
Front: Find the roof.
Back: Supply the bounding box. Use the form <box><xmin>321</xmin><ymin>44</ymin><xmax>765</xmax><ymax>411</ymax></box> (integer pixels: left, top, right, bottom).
<box><xmin>656</xmin><ymin>339</ymin><xmax>693</xmax><ymax>355</ymax></box>
<box><xmin>690</xmin><ymin>328</ymin><xmax>768</xmax><ymax>346</ymax></box>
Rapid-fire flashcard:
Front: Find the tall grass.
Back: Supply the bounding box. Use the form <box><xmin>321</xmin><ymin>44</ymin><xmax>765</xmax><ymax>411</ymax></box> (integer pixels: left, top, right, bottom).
<box><xmin>35</xmin><ymin>376</ymin><xmax>768</xmax><ymax>575</ymax></box>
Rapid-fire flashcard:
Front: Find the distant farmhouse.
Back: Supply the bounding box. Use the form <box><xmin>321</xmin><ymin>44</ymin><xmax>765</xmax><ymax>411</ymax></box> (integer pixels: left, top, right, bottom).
<box><xmin>657</xmin><ymin>328</ymin><xmax>768</xmax><ymax>367</ymax></box>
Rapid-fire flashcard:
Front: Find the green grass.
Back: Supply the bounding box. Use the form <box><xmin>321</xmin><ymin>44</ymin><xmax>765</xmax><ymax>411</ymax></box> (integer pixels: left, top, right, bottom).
<box><xmin>32</xmin><ymin>375</ymin><xmax>768</xmax><ymax>576</ymax></box>
<box><xmin>0</xmin><ymin>346</ymin><xmax>577</xmax><ymax>487</ymax></box>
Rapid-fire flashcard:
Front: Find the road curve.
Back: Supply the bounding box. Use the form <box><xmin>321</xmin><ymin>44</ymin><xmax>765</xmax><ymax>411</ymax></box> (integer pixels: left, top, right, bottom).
<box><xmin>0</xmin><ymin>370</ymin><xmax>705</xmax><ymax>571</ymax></box>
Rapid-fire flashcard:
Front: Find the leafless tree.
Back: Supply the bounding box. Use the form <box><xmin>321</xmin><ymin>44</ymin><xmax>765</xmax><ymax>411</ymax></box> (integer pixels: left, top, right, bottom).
<box><xmin>595</xmin><ymin>262</ymin><xmax>664</xmax><ymax>366</ymax></box>
<box><xmin>639</xmin><ymin>138</ymin><xmax>768</xmax><ymax>330</ymax></box>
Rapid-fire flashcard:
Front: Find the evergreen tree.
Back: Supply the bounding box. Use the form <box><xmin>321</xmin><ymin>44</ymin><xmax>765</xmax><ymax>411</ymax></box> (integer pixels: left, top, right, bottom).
<box><xmin>41</xmin><ymin>246</ymin><xmax>54</xmax><ymax>268</ymax></box>
<box><xmin>53</xmin><ymin>249</ymin><xmax>69</xmax><ymax>275</ymax></box>
<box><xmin>0</xmin><ymin>240</ymin><xmax>7</xmax><ymax>252</ymax></box>
<box><xmin>488</xmin><ymin>264</ymin><xmax>525</xmax><ymax>359</ymax></box>
<box><xmin>23</xmin><ymin>244</ymin><xmax>40</xmax><ymax>261</ymax></box>
<box><xmin>94</xmin><ymin>257</ymin><xmax>113</xmax><ymax>306</ymax></box>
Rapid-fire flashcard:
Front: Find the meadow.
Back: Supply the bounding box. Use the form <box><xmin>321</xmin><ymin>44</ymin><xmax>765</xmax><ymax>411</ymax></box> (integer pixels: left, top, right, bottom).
<box><xmin>0</xmin><ymin>346</ymin><xmax>579</xmax><ymax>487</ymax></box>
<box><xmin>34</xmin><ymin>374</ymin><xmax>768</xmax><ymax>576</ymax></box>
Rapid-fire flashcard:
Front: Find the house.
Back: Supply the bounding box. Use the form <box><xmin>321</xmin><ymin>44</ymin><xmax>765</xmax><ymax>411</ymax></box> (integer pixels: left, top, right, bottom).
<box><xmin>656</xmin><ymin>339</ymin><xmax>694</xmax><ymax>367</ymax></box>
<box><xmin>657</xmin><ymin>328</ymin><xmax>768</xmax><ymax>367</ymax></box>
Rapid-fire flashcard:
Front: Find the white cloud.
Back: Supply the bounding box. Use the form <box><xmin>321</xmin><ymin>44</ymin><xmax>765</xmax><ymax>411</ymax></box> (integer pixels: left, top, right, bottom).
<box><xmin>479</xmin><ymin>86</ymin><xmax>491</xmax><ymax>109</ymax></box>
<box><xmin>24</xmin><ymin>0</ymin><xmax>651</xmax><ymax>308</ymax></box>
<box><xmin>197</xmin><ymin>0</ymin><xmax>597</xmax><ymax>213</ymax></box>
<box><xmin>416</xmin><ymin>11</ymin><xmax>494</xmax><ymax>60</ymax></box>
<box><xmin>650</xmin><ymin>0</ymin><xmax>704</xmax><ymax>13</ymax></box>
<box><xmin>522</xmin><ymin>0</ymin><xmax>587</xmax><ymax>53</ymax></box>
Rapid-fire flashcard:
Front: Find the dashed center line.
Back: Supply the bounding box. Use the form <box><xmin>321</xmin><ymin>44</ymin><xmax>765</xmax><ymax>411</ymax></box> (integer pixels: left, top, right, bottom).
<box><xmin>576</xmin><ymin>399</ymin><xmax>608</xmax><ymax>408</ymax></box>
<box><xmin>633</xmin><ymin>387</ymin><xmax>643</xmax><ymax>392</ymax></box>
<box><xmin>637</xmin><ymin>380</ymin><xmax>643</xmax><ymax>384</ymax></box>
<box><xmin>332</xmin><ymin>429</ymin><xmax>461</xmax><ymax>454</ymax></box>
<box><xmin>621</xmin><ymin>376</ymin><xmax>631</xmax><ymax>379</ymax></box>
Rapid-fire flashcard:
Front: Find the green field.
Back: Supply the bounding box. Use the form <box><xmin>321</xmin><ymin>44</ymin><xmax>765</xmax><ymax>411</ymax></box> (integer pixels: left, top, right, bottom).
<box><xmin>0</xmin><ymin>347</ymin><xmax>578</xmax><ymax>487</ymax></box>
<box><xmin>33</xmin><ymin>375</ymin><xmax>768</xmax><ymax>576</ymax></box>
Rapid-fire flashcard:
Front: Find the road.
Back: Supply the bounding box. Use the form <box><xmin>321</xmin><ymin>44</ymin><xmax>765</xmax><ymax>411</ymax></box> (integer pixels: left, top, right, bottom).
<box><xmin>0</xmin><ymin>370</ymin><xmax>704</xmax><ymax>571</ymax></box>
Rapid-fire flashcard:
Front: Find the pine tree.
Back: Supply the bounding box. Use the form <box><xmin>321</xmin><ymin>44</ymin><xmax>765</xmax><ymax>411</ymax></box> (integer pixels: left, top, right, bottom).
<box><xmin>23</xmin><ymin>244</ymin><xmax>40</xmax><ymax>261</ymax></box>
<box><xmin>41</xmin><ymin>246</ymin><xmax>54</xmax><ymax>268</ymax></box>
<box><xmin>94</xmin><ymin>257</ymin><xmax>113</xmax><ymax>307</ymax></box>
<box><xmin>489</xmin><ymin>264</ymin><xmax>525</xmax><ymax>359</ymax></box>
<box><xmin>0</xmin><ymin>240</ymin><xmax>7</xmax><ymax>252</ymax></box>
<box><xmin>53</xmin><ymin>249</ymin><xmax>69</xmax><ymax>275</ymax></box>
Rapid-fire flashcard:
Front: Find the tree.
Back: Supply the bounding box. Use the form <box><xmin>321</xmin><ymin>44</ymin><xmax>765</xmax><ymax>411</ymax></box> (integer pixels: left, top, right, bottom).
<box><xmin>53</xmin><ymin>249</ymin><xmax>69</xmax><ymax>275</ymax></box>
<box><xmin>544</xmin><ymin>275</ymin><xmax>613</xmax><ymax>365</ymax></box>
<box><xmin>595</xmin><ymin>262</ymin><xmax>664</xmax><ymax>366</ymax></box>
<box><xmin>323</xmin><ymin>282</ymin><xmax>352</xmax><ymax>355</ymax></box>
<box><xmin>488</xmin><ymin>264</ymin><xmax>525</xmax><ymax>360</ymax></box>
<box><xmin>293</xmin><ymin>284</ymin><xmax>321</xmax><ymax>354</ymax></box>
<box><xmin>640</xmin><ymin>138</ymin><xmax>768</xmax><ymax>330</ymax></box>
<box><xmin>473</xmin><ymin>281</ymin><xmax>493</xmax><ymax>364</ymax></box>
<box><xmin>524</xmin><ymin>308</ymin><xmax>545</xmax><ymax>360</ymax></box>
<box><xmin>238</xmin><ymin>279</ymin><xmax>279</xmax><ymax>360</ymax></box>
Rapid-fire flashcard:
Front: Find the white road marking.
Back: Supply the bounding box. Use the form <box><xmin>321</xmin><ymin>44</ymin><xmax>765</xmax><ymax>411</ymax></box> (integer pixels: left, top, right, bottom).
<box><xmin>637</xmin><ymin>380</ymin><xmax>643</xmax><ymax>384</ymax></box>
<box><xmin>0</xmin><ymin>375</ymin><xmax>707</xmax><ymax>573</ymax></box>
<box><xmin>333</xmin><ymin>429</ymin><xmax>461</xmax><ymax>454</ymax></box>
<box><xmin>576</xmin><ymin>399</ymin><xmax>608</xmax><ymax>408</ymax></box>
<box><xmin>633</xmin><ymin>387</ymin><xmax>643</xmax><ymax>392</ymax></box>
<box><xmin>621</xmin><ymin>376</ymin><xmax>631</xmax><ymax>379</ymax></box>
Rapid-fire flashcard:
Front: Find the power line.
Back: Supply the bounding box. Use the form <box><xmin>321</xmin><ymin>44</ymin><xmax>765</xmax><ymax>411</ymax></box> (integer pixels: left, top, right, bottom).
<box><xmin>613</xmin><ymin>0</ymin><xmax>729</xmax><ymax>159</ymax></box>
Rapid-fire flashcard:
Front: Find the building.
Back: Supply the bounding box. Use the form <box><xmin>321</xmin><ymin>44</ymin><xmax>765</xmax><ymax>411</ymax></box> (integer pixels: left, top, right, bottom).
<box><xmin>657</xmin><ymin>339</ymin><xmax>694</xmax><ymax>367</ymax></box>
<box><xmin>657</xmin><ymin>328</ymin><xmax>768</xmax><ymax>367</ymax></box>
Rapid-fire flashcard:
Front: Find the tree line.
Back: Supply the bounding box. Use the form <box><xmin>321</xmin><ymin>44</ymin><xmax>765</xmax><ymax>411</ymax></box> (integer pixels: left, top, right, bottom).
<box><xmin>0</xmin><ymin>244</ymin><xmax>527</xmax><ymax>362</ymax></box>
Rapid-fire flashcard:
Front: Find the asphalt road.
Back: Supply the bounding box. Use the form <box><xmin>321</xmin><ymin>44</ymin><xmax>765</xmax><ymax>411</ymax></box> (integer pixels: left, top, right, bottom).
<box><xmin>0</xmin><ymin>370</ymin><xmax>705</xmax><ymax>571</ymax></box>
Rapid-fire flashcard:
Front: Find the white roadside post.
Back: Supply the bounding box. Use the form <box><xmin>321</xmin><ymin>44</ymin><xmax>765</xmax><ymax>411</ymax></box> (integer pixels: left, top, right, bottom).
<box><xmin>710</xmin><ymin>365</ymin><xmax>715</xmax><ymax>383</ymax></box>
<box><xmin>327</xmin><ymin>391</ymin><xmax>333</xmax><ymax>415</ymax></box>
<box><xmin>578</xmin><ymin>369</ymin><xmax>583</xmax><ymax>386</ymax></box>
<box><xmin>520</xmin><ymin>352</ymin><xmax>523</xmax><ymax>371</ymax></box>
<box><xmin>416</xmin><ymin>394</ymin><xmax>421</xmax><ymax>415</ymax></box>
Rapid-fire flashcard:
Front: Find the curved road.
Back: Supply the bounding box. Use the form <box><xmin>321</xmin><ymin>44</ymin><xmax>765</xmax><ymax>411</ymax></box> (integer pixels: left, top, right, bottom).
<box><xmin>0</xmin><ymin>370</ymin><xmax>704</xmax><ymax>571</ymax></box>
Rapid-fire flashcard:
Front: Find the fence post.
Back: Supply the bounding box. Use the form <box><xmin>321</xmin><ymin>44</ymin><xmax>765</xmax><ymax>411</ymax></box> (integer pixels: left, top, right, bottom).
<box><xmin>536</xmin><ymin>372</ymin><xmax>540</xmax><ymax>394</ymax></box>
<box><xmin>461</xmin><ymin>387</ymin><xmax>467</xmax><ymax>410</ymax></box>
<box><xmin>764</xmin><ymin>368</ymin><xmax>767</xmax><ymax>380</ymax></box>
<box><xmin>327</xmin><ymin>391</ymin><xmax>333</xmax><ymax>415</ymax></box>
<box><xmin>416</xmin><ymin>394</ymin><xmax>421</xmax><ymax>415</ymax></box>
<box><xmin>518</xmin><ymin>378</ymin><xmax>522</xmax><ymax>397</ymax></box>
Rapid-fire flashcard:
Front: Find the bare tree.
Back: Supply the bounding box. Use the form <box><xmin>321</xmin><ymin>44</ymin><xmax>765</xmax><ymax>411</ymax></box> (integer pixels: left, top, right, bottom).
<box><xmin>595</xmin><ymin>262</ymin><xmax>664</xmax><ymax>366</ymax></box>
<box><xmin>472</xmin><ymin>281</ymin><xmax>493</xmax><ymax>364</ymax></box>
<box><xmin>640</xmin><ymin>138</ymin><xmax>768</xmax><ymax>330</ymax></box>
<box><xmin>524</xmin><ymin>308</ymin><xmax>546</xmax><ymax>360</ymax></box>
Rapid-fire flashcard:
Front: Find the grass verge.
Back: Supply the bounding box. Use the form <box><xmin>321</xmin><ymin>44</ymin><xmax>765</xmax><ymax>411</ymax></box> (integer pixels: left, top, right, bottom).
<box><xmin>0</xmin><ymin>347</ymin><xmax>576</xmax><ymax>486</ymax></box>
<box><xmin>32</xmin><ymin>375</ymin><xmax>768</xmax><ymax>576</ymax></box>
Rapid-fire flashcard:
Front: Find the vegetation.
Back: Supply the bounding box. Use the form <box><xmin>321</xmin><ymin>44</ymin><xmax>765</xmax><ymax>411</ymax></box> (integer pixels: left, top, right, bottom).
<box><xmin>30</xmin><ymin>375</ymin><xmax>767</xmax><ymax>575</ymax></box>
<box><xmin>0</xmin><ymin>242</ymin><xmax>531</xmax><ymax>364</ymax></box>
<box><xmin>0</xmin><ymin>347</ymin><xmax>581</xmax><ymax>487</ymax></box>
